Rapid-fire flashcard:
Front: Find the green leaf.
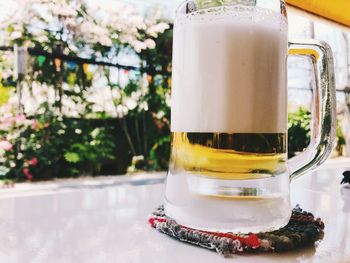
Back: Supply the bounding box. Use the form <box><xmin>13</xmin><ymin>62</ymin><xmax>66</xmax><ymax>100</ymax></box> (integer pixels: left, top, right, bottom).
<box><xmin>7</xmin><ymin>25</ymin><xmax>14</xmax><ymax>33</ymax></box>
<box><xmin>70</xmin><ymin>168</ymin><xmax>80</xmax><ymax>175</ymax></box>
<box><xmin>67</xmin><ymin>72</ymin><xmax>77</xmax><ymax>85</ymax></box>
<box><xmin>37</xmin><ymin>55</ymin><xmax>46</xmax><ymax>67</ymax></box>
<box><xmin>64</xmin><ymin>152</ymin><xmax>80</xmax><ymax>163</ymax></box>
<box><xmin>0</xmin><ymin>86</ymin><xmax>11</xmax><ymax>106</ymax></box>
<box><xmin>90</xmin><ymin>128</ymin><xmax>100</xmax><ymax>138</ymax></box>
<box><xmin>0</xmin><ymin>166</ymin><xmax>10</xmax><ymax>177</ymax></box>
<box><xmin>71</xmin><ymin>143</ymin><xmax>88</xmax><ymax>152</ymax></box>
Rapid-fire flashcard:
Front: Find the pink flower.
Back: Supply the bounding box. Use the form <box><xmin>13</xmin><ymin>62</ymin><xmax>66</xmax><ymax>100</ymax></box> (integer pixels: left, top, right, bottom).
<box><xmin>0</xmin><ymin>117</ymin><xmax>14</xmax><ymax>129</ymax></box>
<box><xmin>31</xmin><ymin>119</ymin><xmax>40</xmax><ymax>130</ymax></box>
<box><xmin>1</xmin><ymin>116</ymin><xmax>13</xmax><ymax>125</ymax></box>
<box><xmin>0</xmin><ymin>141</ymin><xmax>13</xmax><ymax>151</ymax></box>
<box><xmin>15</xmin><ymin>115</ymin><xmax>26</xmax><ymax>123</ymax></box>
<box><xmin>28</xmin><ymin>158</ymin><xmax>39</xmax><ymax>166</ymax></box>
<box><xmin>23</xmin><ymin>168</ymin><xmax>33</xmax><ymax>181</ymax></box>
<box><xmin>0</xmin><ymin>114</ymin><xmax>27</xmax><ymax>128</ymax></box>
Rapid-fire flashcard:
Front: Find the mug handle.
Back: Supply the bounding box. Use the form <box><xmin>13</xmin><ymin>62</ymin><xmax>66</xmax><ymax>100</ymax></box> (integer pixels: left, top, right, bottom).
<box><xmin>288</xmin><ymin>40</ymin><xmax>337</xmax><ymax>180</ymax></box>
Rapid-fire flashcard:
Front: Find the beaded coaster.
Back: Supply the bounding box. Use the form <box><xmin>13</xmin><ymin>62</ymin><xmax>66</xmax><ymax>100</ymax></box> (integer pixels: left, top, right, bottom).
<box><xmin>149</xmin><ymin>205</ymin><xmax>324</xmax><ymax>257</ymax></box>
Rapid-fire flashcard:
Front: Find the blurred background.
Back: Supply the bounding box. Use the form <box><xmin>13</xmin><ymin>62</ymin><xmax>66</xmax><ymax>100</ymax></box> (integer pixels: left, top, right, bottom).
<box><xmin>0</xmin><ymin>0</ymin><xmax>349</xmax><ymax>183</ymax></box>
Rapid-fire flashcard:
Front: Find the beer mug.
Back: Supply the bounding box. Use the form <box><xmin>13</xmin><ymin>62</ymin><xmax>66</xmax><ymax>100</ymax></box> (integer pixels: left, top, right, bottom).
<box><xmin>165</xmin><ymin>0</ymin><xmax>336</xmax><ymax>233</ymax></box>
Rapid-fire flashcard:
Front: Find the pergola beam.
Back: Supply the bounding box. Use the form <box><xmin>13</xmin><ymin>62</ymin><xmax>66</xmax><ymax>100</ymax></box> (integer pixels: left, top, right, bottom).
<box><xmin>286</xmin><ymin>0</ymin><xmax>350</xmax><ymax>28</ymax></box>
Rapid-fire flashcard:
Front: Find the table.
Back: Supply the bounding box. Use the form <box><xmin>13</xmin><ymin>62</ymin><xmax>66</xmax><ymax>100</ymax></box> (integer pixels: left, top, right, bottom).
<box><xmin>0</xmin><ymin>162</ymin><xmax>349</xmax><ymax>262</ymax></box>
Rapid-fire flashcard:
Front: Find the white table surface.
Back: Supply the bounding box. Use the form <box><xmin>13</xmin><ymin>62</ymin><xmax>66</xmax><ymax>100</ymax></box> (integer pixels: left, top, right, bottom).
<box><xmin>0</xmin><ymin>162</ymin><xmax>350</xmax><ymax>263</ymax></box>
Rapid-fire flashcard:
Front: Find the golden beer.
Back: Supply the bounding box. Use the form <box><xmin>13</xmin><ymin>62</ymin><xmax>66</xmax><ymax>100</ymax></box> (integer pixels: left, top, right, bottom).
<box><xmin>170</xmin><ymin>132</ymin><xmax>287</xmax><ymax>180</ymax></box>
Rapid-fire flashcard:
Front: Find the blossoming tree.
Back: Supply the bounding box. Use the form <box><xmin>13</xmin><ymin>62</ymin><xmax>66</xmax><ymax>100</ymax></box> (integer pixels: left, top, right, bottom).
<box><xmin>0</xmin><ymin>0</ymin><xmax>172</xmax><ymax>182</ymax></box>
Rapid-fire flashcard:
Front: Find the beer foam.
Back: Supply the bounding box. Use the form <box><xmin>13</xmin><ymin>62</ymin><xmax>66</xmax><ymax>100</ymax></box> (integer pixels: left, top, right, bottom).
<box><xmin>171</xmin><ymin>6</ymin><xmax>288</xmax><ymax>133</ymax></box>
<box><xmin>179</xmin><ymin>5</ymin><xmax>287</xmax><ymax>27</ymax></box>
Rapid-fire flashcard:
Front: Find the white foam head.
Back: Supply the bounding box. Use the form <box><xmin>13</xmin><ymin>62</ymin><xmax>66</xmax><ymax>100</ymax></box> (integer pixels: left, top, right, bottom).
<box><xmin>171</xmin><ymin>5</ymin><xmax>288</xmax><ymax>133</ymax></box>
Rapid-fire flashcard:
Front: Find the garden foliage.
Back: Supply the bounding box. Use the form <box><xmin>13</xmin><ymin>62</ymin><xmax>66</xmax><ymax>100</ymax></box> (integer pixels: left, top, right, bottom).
<box><xmin>0</xmin><ymin>0</ymin><xmax>172</xmax><ymax>181</ymax></box>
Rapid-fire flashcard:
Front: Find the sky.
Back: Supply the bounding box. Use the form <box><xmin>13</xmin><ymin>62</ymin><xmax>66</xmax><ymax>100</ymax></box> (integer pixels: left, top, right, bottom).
<box><xmin>0</xmin><ymin>1</ymin><xmax>17</xmax><ymax>18</ymax></box>
<box><xmin>121</xmin><ymin>0</ymin><xmax>181</xmax><ymax>12</ymax></box>
<box><xmin>0</xmin><ymin>0</ymin><xmax>182</xmax><ymax>18</ymax></box>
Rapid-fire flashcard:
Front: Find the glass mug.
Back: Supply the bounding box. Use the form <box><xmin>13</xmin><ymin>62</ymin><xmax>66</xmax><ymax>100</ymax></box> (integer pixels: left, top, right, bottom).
<box><xmin>164</xmin><ymin>0</ymin><xmax>336</xmax><ymax>233</ymax></box>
